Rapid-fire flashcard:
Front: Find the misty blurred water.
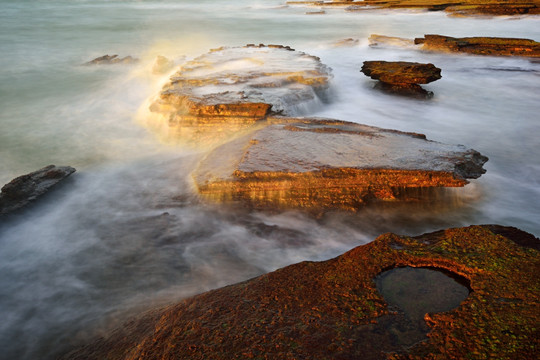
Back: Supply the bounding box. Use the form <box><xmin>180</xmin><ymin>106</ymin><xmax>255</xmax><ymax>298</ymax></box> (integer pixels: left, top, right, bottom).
<box><xmin>0</xmin><ymin>1</ymin><xmax>539</xmax><ymax>359</ymax></box>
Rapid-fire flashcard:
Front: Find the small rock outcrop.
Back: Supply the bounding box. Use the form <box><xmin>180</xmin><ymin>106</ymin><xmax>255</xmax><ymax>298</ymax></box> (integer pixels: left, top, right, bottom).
<box><xmin>147</xmin><ymin>44</ymin><xmax>332</xmax><ymax>146</ymax></box>
<box><xmin>62</xmin><ymin>225</ymin><xmax>540</xmax><ymax>360</ymax></box>
<box><xmin>361</xmin><ymin>61</ymin><xmax>442</xmax><ymax>98</ymax></box>
<box><xmin>193</xmin><ymin>117</ymin><xmax>487</xmax><ymax>212</ymax></box>
<box><xmin>286</xmin><ymin>0</ymin><xmax>540</xmax><ymax>17</ymax></box>
<box><xmin>84</xmin><ymin>54</ymin><xmax>139</xmax><ymax>65</ymax></box>
<box><xmin>0</xmin><ymin>165</ymin><xmax>76</xmax><ymax>215</ymax></box>
<box><xmin>414</xmin><ymin>34</ymin><xmax>540</xmax><ymax>57</ymax></box>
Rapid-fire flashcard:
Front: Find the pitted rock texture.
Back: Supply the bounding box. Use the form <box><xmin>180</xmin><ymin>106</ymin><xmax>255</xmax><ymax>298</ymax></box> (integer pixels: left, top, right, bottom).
<box><xmin>62</xmin><ymin>225</ymin><xmax>539</xmax><ymax>360</ymax></box>
<box><xmin>148</xmin><ymin>44</ymin><xmax>332</xmax><ymax>146</ymax></box>
<box><xmin>0</xmin><ymin>165</ymin><xmax>76</xmax><ymax>215</ymax></box>
<box><xmin>415</xmin><ymin>34</ymin><xmax>540</xmax><ymax>57</ymax></box>
<box><xmin>193</xmin><ymin>117</ymin><xmax>487</xmax><ymax>212</ymax></box>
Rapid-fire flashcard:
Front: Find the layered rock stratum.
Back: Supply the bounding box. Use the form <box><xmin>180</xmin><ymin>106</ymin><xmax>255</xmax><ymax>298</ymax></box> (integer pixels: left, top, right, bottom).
<box><xmin>286</xmin><ymin>0</ymin><xmax>540</xmax><ymax>17</ymax></box>
<box><xmin>370</xmin><ymin>34</ymin><xmax>540</xmax><ymax>58</ymax></box>
<box><xmin>193</xmin><ymin>117</ymin><xmax>487</xmax><ymax>212</ymax></box>
<box><xmin>361</xmin><ymin>61</ymin><xmax>442</xmax><ymax>98</ymax></box>
<box><xmin>0</xmin><ymin>165</ymin><xmax>76</xmax><ymax>215</ymax></box>
<box><xmin>62</xmin><ymin>225</ymin><xmax>540</xmax><ymax>360</ymax></box>
<box><xmin>147</xmin><ymin>44</ymin><xmax>332</xmax><ymax>146</ymax></box>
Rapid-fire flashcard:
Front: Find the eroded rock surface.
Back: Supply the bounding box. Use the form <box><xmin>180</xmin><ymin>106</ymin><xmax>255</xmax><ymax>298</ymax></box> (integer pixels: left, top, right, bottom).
<box><xmin>84</xmin><ymin>55</ymin><xmax>139</xmax><ymax>65</ymax></box>
<box><xmin>193</xmin><ymin>117</ymin><xmax>487</xmax><ymax>212</ymax></box>
<box><xmin>415</xmin><ymin>34</ymin><xmax>540</xmax><ymax>57</ymax></box>
<box><xmin>361</xmin><ymin>61</ymin><xmax>442</xmax><ymax>98</ymax></box>
<box><xmin>286</xmin><ymin>0</ymin><xmax>540</xmax><ymax>17</ymax></box>
<box><xmin>0</xmin><ymin>165</ymin><xmax>76</xmax><ymax>215</ymax></box>
<box><xmin>62</xmin><ymin>225</ymin><xmax>539</xmax><ymax>360</ymax></box>
<box><xmin>147</xmin><ymin>44</ymin><xmax>332</xmax><ymax>146</ymax></box>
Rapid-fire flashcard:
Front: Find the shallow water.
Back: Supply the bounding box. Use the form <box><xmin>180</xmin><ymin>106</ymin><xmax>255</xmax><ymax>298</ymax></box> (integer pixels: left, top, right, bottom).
<box><xmin>0</xmin><ymin>1</ymin><xmax>539</xmax><ymax>359</ymax></box>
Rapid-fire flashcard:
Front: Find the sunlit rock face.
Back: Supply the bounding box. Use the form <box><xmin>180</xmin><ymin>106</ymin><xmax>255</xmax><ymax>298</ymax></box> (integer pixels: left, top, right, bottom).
<box><xmin>415</xmin><ymin>35</ymin><xmax>540</xmax><ymax>57</ymax></box>
<box><xmin>148</xmin><ymin>44</ymin><xmax>332</xmax><ymax>146</ymax></box>
<box><xmin>62</xmin><ymin>225</ymin><xmax>539</xmax><ymax>360</ymax></box>
<box><xmin>193</xmin><ymin>117</ymin><xmax>487</xmax><ymax>212</ymax></box>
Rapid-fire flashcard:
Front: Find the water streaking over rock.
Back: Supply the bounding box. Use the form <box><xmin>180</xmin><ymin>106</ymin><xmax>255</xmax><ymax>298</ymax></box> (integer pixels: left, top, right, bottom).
<box><xmin>193</xmin><ymin>117</ymin><xmax>487</xmax><ymax>212</ymax></box>
<box><xmin>147</xmin><ymin>44</ymin><xmax>332</xmax><ymax>147</ymax></box>
<box><xmin>0</xmin><ymin>165</ymin><xmax>76</xmax><ymax>216</ymax></box>
<box><xmin>61</xmin><ymin>225</ymin><xmax>539</xmax><ymax>360</ymax></box>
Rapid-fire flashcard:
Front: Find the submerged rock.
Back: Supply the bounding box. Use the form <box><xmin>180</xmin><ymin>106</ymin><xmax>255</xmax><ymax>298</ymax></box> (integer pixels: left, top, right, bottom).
<box><xmin>62</xmin><ymin>225</ymin><xmax>539</xmax><ymax>360</ymax></box>
<box><xmin>0</xmin><ymin>165</ymin><xmax>76</xmax><ymax>215</ymax></box>
<box><xmin>147</xmin><ymin>44</ymin><xmax>332</xmax><ymax>146</ymax></box>
<box><xmin>84</xmin><ymin>54</ymin><xmax>139</xmax><ymax>65</ymax></box>
<box><xmin>361</xmin><ymin>61</ymin><xmax>441</xmax><ymax>98</ymax></box>
<box><xmin>415</xmin><ymin>34</ymin><xmax>540</xmax><ymax>57</ymax></box>
<box><xmin>193</xmin><ymin>117</ymin><xmax>487</xmax><ymax>212</ymax></box>
<box><xmin>368</xmin><ymin>34</ymin><xmax>416</xmax><ymax>48</ymax></box>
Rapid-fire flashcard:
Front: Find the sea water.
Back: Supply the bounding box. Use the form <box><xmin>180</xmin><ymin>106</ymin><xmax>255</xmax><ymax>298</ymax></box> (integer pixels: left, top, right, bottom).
<box><xmin>0</xmin><ymin>1</ymin><xmax>539</xmax><ymax>358</ymax></box>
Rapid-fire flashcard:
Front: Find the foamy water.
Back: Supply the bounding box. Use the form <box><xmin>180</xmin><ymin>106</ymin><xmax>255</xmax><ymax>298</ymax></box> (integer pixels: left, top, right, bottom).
<box><xmin>0</xmin><ymin>1</ymin><xmax>539</xmax><ymax>359</ymax></box>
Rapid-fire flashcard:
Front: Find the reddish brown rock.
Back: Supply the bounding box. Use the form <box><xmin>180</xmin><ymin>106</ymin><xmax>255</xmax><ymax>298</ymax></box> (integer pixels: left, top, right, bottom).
<box><xmin>361</xmin><ymin>61</ymin><xmax>442</xmax><ymax>98</ymax></box>
<box><xmin>415</xmin><ymin>34</ymin><xmax>540</xmax><ymax>57</ymax></box>
<box><xmin>286</xmin><ymin>0</ymin><xmax>540</xmax><ymax>17</ymax></box>
<box><xmin>0</xmin><ymin>165</ymin><xmax>76</xmax><ymax>215</ymax></box>
<box><xmin>62</xmin><ymin>225</ymin><xmax>540</xmax><ymax>360</ymax></box>
<box><xmin>193</xmin><ymin>117</ymin><xmax>487</xmax><ymax>212</ymax></box>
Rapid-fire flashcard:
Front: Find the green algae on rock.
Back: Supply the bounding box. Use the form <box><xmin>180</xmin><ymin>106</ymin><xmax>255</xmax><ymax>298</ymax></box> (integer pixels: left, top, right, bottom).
<box><xmin>61</xmin><ymin>225</ymin><xmax>539</xmax><ymax>360</ymax></box>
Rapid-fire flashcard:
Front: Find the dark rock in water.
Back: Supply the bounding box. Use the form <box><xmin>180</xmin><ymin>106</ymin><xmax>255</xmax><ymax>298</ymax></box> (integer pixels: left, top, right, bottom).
<box><xmin>193</xmin><ymin>117</ymin><xmax>487</xmax><ymax>212</ymax></box>
<box><xmin>414</xmin><ymin>35</ymin><xmax>540</xmax><ymax>57</ymax></box>
<box><xmin>84</xmin><ymin>54</ymin><xmax>139</xmax><ymax>65</ymax></box>
<box><xmin>61</xmin><ymin>225</ymin><xmax>539</xmax><ymax>360</ymax></box>
<box><xmin>361</xmin><ymin>61</ymin><xmax>441</xmax><ymax>98</ymax></box>
<box><xmin>0</xmin><ymin>165</ymin><xmax>76</xmax><ymax>215</ymax></box>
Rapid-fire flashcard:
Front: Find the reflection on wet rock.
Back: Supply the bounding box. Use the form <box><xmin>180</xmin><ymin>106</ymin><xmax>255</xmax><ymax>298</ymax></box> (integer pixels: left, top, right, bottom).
<box><xmin>193</xmin><ymin>117</ymin><xmax>487</xmax><ymax>212</ymax></box>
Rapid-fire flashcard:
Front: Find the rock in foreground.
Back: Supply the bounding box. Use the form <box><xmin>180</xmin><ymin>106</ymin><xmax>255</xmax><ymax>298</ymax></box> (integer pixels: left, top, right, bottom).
<box><xmin>0</xmin><ymin>165</ymin><xmax>76</xmax><ymax>215</ymax></box>
<box><xmin>147</xmin><ymin>44</ymin><xmax>332</xmax><ymax>146</ymax></box>
<box><xmin>361</xmin><ymin>61</ymin><xmax>442</xmax><ymax>98</ymax></box>
<box><xmin>415</xmin><ymin>34</ymin><xmax>540</xmax><ymax>57</ymax></box>
<box><xmin>193</xmin><ymin>117</ymin><xmax>487</xmax><ymax>212</ymax></box>
<box><xmin>62</xmin><ymin>225</ymin><xmax>540</xmax><ymax>360</ymax></box>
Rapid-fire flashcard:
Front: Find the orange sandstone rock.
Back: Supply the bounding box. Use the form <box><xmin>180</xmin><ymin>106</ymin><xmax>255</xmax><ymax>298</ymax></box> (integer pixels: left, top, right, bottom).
<box><xmin>62</xmin><ymin>225</ymin><xmax>540</xmax><ymax>360</ymax></box>
<box><xmin>193</xmin><ymin>118</ymin><xmax>487</xmax><ymax>212</ymax></box>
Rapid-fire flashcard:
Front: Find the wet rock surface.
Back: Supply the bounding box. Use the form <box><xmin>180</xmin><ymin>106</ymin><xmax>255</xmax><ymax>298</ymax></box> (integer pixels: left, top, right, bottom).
<box><xmin>193</xmin><ymin>117</ymin><xmax>487</xmax><ymax>212</ymax></box>
<box><xmin>361</xmin><ymin>61</ymin><xmax>442</xmax><ymax>98</ymax></box>
<box><xmin>62</xmin><ymin>225</ymin><xmax>540</xmax><ymax>360</ymax></box>
<box><xmin>147</xmin><ymin>44</ymin><xmax>332</xmax><ymax>146</ymax></box>
<box><xmin>286</xmin><ymin>0</ymin><xmax>540</xmax><ymax>17</ymax></box>
<box><xmin>84</xmin><ymin>54</ymin><xmax>139</xmax><ymax>65</ymax></box>
<box><xmin>415</xmin><ymin>34</ymin><xmax>540</xmax><ymax>57</ymax></box>
<box><xmin>0</xmin><ymin>165</ymin><xmax>76</xmax><ymax>215</ymax></box>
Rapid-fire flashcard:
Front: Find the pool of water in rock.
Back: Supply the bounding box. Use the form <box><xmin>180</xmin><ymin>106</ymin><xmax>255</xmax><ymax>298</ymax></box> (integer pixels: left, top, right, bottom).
<box><xmin>375</xmin><ymin>266</ymin><xmax>470</xmax><ymax>347</ymax></box>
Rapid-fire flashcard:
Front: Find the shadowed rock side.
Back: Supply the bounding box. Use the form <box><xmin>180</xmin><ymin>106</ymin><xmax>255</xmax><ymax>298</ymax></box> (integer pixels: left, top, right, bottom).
<box><xmin>286</xmin><ymin>0</ymin><xmax>540</xmax><ymax>17</ymax></box>
<box><xmin>361</xmin><ymin>61</ymin><xmax>442</xmax><ymax>98</ymax></box>
<box><xmin>147</xmin><ymin>44</ymin><xmax>332</xmax><ymax>146</ymax></box>
<box><xmin>192</xmin><ymin>118</ymin><xmax>487</xmax><ymax>212</ymax></box>
<box><xmin>62</xmin><ymin>225</ymin><xmax>540</xmax><ymax>360</ymax></box>
<box><xmin>415</xmin><ymin>35</ymin><xmax>540</xmax><ymax>57</ymax></box>
<box><xmin>0</xmin><ymin>165</ymin><xmax>76</xmax><ymax>215</ymax></box>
